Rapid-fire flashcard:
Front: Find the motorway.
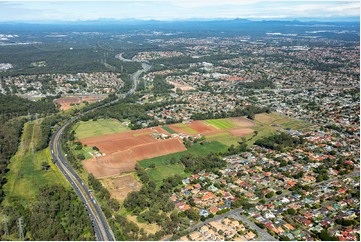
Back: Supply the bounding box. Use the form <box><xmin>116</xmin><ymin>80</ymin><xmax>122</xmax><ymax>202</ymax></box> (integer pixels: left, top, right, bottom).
<box><xmin>49</xmin><ymin>56</ymin><xmax>151</xmax><ymax>241</ymax></box>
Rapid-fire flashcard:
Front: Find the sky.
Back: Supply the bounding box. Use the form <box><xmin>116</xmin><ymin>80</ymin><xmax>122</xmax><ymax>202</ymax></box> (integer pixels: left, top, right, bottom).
<box><xmin>0</xmin><ymin>0</ymin><xmax>359</xmax><ymax>22</ymax></box>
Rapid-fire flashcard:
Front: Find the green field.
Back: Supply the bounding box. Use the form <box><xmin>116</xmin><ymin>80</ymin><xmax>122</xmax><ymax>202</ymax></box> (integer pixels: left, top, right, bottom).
<box><xmin>146</xmin><ymin>163</ymin><xmax>191</xmax><ymax>186</ymax></box>
<box><xmin>205</xmin><ymin>131</ymin><xmax>245</xmax><ymax>146</ymax></box>
<box><xmin>3</xmin><ymin>122</ymin><xmax>68</xmax><ymax>206</ymax></box>
<box><xmin>205</xmin><ymin>118</ymin><xmax>236</xmax><ymax>129</ymax></box>
<box><xmin>139</xmin><ymin>141</ymin><xmax>228</xmax><ymax>168</ymax></box>
<box><xmin>246</xmin><ymin>112</ymin><xmax>312</xmax><ymax>145</ymax></box>
<box><xmin>74</xmin><ymin>118</ymin><xmax>129</xmax><ymax>140</ymax></box>
<box><xmin>161</xmin><ymin>125</ymin><xmax>176</xmax><ymax>134</ymax></box>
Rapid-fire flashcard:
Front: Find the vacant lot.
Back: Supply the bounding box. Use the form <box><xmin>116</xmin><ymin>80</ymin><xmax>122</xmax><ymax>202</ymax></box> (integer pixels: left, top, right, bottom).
<box><xmin>74</xmin><ymin>118</ymin><xmax>129</xmax><ymax>140</ymax></box>
<box><xmin>146</xmin><ymin>163</ymin><xmax>190</xmax><ymax>186</ymax></box>
<box><xmin>101</xmin><ymin>173</ymin><xmax>141</xmax><ymax>202</ymax></box>
<box><xmin>54</xmin><ymin>95</ymin><xmax>105</xmax><ymax>110</ymax></box>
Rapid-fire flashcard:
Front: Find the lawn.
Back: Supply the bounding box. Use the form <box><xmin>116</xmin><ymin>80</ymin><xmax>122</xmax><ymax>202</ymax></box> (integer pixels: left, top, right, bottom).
<box><xmin>3</xmin><ymin>122</ymin><xmax>68</xmax><ymax>207</ymax></box>
<box><xmin>139</xmin><ymin>141</ymin><xmax>229</xmax><ymax>168</ymax></box>
<box><xmin>204</xmin><ymin>118</ymin><xmax>236</xmax><ymax>129</ymax></box>
<box><xmin>74</xmin><ymin>118</ymin><xmax>129</xmax><ymax>140</ymax></box>
<box><xmin>72</xmin><ymin>144</ymin><xmax>95</xmax><ymax>160</ymax></box>
<box><xmin>146</xmin><ymin>163</ymin><xmax>191</xmax><ymax>186</ymax></box>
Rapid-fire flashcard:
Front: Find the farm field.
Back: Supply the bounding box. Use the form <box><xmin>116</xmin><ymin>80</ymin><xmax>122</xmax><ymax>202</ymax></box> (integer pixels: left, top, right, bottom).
<box><xmin>79</xmin><ymin>114</ymin><xmax>306</xmax><ymax>179</ymax></box>
<box><xmin>161</xmin><ymin>125</ymin><xmax>176</xmax><ymax>134</ymax></box>
<box><xmin>79</xmin><ymin>117</ymin><xmax>257</xmax><ymax>178</ymax></box>
<box><xmin>81</xmin><ymin>130</ymin><xmax>187</xmax><ymax>178</ymax></box>
<box><xmin>205</xmin><ymin>118</ymin><xmax>236</xmax><ymax>129</ymax></box>
<box><xmin>3</xmin><ymin>121</ymin><xmax>68</xmax><ymax>207</ymax></box>
<box><xmin>74</xmin><ymin>118</ymin><xmax>129</xmax><ymax>140</ymax></box>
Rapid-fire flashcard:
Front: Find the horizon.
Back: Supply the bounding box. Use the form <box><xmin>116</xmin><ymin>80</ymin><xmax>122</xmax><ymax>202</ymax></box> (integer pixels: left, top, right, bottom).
<box><xmin>0</xmin><ymin>1</ymin><xmax>359</xmax><ymax>23</ymax></box>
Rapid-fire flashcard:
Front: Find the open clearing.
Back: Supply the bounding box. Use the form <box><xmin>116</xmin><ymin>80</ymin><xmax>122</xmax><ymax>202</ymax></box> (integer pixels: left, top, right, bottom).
<box><xmin>146</xmin><ymin>163</ymin><xmax>190</xmax><ymax>186</ymax></box>
<box><xmin>101</xmin><ymin>173</ymin><xmax>141</xmax><ymax>202</ymax></box>
<box><xmin>74</xmin><ymin>118</ymin><xmax>129</xmax><ymax>140</ymax></box>
<box><xmin>3</xmin><ymin>121</ymin><xmax>67</xmax><ymax>206</ymax></box>
<box><xmin>246</xmin><ymin>112</ymin><xmax>312</xmax><ymax>145</ymax></box>
<box><xmin>54</xmin><ymin>95</ymin><xmax>105</xmax><ymax>111</ymax></box>
<box><xmin>127</xmin><ymin>215</ymin><xmax>161</xmax><ymax>235</ymax></box>
<box><xmin>139</xmin><ymin>141</ymin><xmax>229</xmax><ymax>168</ymax></box>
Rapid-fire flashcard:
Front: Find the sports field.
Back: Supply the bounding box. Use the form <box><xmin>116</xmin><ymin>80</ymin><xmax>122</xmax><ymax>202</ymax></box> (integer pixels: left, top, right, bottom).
<box><xmin>74</xmin><ymin>118</ymin><xmax>129</xmax><ymax>140</ymax></box>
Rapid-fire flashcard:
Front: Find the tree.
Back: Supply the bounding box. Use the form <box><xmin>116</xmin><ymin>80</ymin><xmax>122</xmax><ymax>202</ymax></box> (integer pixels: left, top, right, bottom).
<box><xmin>287</xmin><ymin>208</ymin><xmax>296</xmax><ymax>215</ymax></box>
<box><xmin>185</xmin><ymin>208</ymin><xmax>200</xmax><ymax>222</ymax></box>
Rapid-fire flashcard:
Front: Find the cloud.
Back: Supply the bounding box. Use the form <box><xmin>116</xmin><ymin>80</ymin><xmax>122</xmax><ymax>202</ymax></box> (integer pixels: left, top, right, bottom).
<box><xmin>0</xmin><ymin>1</ymin><xmax>358</xmax><ymax>21</ymax></box>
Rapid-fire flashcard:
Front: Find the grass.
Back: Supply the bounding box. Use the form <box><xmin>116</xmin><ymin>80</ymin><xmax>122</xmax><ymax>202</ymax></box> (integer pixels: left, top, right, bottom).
<box><xmin>139</xmin><ymin>141</ymin><xmax>229</xmax><ymax>168</ymax></box>
<box><xmin>72</xmin><ymin>144</ymin><xmax>95</xmax><ymax>160</ymax></box>
<box><xmin>74</xmin><ymin>118</ymin><xmax>129</xmax><ymax>140</ymax></box>
<box><xmin>146</xmin><ymin>163</ymin><xmax>191</xmax><ymax>186</ymax></box>
<box><xmin>161</xmin><ymin>125</ymin><xmax>176</xmax><ymax>134</ymax></box>
<box><xmin>246</xmin><ymin>112</ymin><xmax>312</xmax><ymax>145</ymax></box>
<box><xmin>173</xmin><ymin>123</ymin><xmax>198</xmax><ymax>134</ymax></box>
<box><xmin>3</xmin><ymin>121</ymin><xmax>68</xmax><ymax>207</ymax></box>
<box><xmin>204</xmin><ymin>118</ymin><xmax>236</xmax><ymax>129</ymax></box>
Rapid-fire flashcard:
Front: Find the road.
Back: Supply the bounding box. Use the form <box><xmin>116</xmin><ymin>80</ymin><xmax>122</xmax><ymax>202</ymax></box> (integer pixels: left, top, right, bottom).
<box><xmin>50</xmin><ymin>57</ymin><xmax>151</xmax><ymax>241</ymax></box>
<box><xmin>50</xmin><ymin>124</ymin><xmax>115</xmax><ymax>241</ymax></box>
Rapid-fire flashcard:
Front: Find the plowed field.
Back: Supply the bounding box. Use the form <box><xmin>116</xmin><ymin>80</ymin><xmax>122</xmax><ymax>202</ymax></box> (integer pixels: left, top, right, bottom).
<box><xmin>82</xmin><ymin>137</ymin><xmax>186</xmax><ymax>178</ymax></box>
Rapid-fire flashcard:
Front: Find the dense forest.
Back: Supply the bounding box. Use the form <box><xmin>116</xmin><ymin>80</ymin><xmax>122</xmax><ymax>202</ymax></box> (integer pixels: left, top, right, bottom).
<box><xmin>254</xmin><ymin>132</ymin><xmax>305</xmax><ymax>150</ymax></box>
<box><xmin>191</xmin><ymin>105</ymin><xmax>271</xmax><ymax>120</ymax></box>
<box><xmin>1</xmin><ymin>185</ymin><xmax>94</xmax><ymax>240</ymax></box>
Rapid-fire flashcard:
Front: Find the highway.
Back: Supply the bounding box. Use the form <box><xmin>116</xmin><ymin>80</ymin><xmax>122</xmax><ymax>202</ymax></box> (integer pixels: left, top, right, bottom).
<box><xmin>49</xmin><ymin>57</ymin><xmax>151</xmax><ymax>241</ymax></box>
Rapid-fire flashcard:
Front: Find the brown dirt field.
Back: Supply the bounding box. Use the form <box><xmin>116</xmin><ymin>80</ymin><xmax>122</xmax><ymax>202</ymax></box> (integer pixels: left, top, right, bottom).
<box><xmin>188</xmin><ymin>121</ymin><xmax>218</xmax><ymax>133</ymax></box>
<box><xmin>167</xmin><ymin>124</ymin><xmax>189</xmax><ymax>134</ymax></box>
<box><xmin>228</xmin><ymin>117</ymin><xmax>256</xmax><ymax>127</ymax></box>
<box><xmin>54</xmin><ymin>96</ymin><xmax>104</xmax><ymax>110</ymax></box>
<box><xmin>101</xmin><ymin>174</ymin><xmax>141</xmax><ymax>202</ymax></box>
<box><xmin>151</xmin><ymin>126</ymin><xmax>171</xmax><ymax>135</ymax></box>
<box><xmin>82</xmin><ymin>138</ymin><xmax>187</xmax><ymax>178</ymax></box>
<box><xmin>203</xmin><ymin>130</ymin><xmax>230</xmax><ymax>137</ymax></box>
<box><xmin>254</xmin><ymin>113</ymin><xmax>274</xmax><ymax>123</ymax></box>
<box><xmin>227</xmin><ymin>128</ymin><xmax>254</xmax><ymax>136</ymax></box>
<box><xmin>168</xmin><ymin>81</ymin><xmax>196</xmax><ymax>91</ymax></box>
<box><xmin>82</xmin><ymin>135</ymin><xmax>157</xmax><ymax>155</ymax></box>
<box><xmin>54</xmin><ymin>97</ymin><xmax>81</xmax><ymax>110</ymax></box>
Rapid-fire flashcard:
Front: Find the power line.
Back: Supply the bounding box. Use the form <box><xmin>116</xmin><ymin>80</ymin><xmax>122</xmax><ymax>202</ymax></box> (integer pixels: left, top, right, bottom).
<box><xmin>18</xmin><ymin>217</ymin><xmax>24</xmax><ymax>240</ymax></box>
<box><xmin>2</xmin><ymin>215</ymin><xmax>8</xmax><ymax>236</ymax></box>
